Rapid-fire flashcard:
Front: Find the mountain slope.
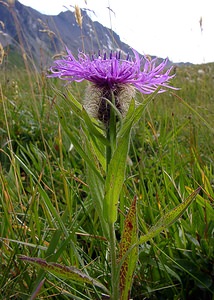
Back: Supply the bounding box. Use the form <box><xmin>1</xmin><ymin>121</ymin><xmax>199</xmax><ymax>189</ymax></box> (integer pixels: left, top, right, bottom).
<box><xmin>0</xmin><ymin>0</ymin><xmax>132</xmax><ymax>67</ymax></box>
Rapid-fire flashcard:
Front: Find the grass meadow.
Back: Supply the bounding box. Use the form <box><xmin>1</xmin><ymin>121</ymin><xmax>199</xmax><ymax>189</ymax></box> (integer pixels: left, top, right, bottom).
<box><xmin>0</xmin><ymin>13</ymin><xmax>214</xmax><ymax>300</ymax></box>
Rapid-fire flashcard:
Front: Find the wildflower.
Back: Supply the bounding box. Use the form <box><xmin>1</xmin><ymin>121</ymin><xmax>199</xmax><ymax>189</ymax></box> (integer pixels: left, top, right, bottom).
<box><xmin>49</xmin><ymin>48</ymin><xmax>175</xmax><ymax>123</ymax></box>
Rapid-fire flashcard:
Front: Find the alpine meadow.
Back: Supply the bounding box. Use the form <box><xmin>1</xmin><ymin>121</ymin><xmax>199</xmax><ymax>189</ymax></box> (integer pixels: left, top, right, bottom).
<box><xmin>0</xmin><ymin>2</ymin><xmax>214</xmax><ymax>300</ymax></box>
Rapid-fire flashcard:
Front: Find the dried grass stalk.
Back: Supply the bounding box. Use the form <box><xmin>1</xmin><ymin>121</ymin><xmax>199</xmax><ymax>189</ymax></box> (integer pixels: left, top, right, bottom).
<box><xmin>0</xmin><ymin>43</ymin><xmax>5</xmax><ymax>64</ymax></box>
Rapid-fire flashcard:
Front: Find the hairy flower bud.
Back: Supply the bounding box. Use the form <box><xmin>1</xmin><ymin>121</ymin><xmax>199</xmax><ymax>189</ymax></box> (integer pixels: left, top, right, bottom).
<box><xmin>84</xmin><ymin>83</ymin><xmax>136</xmax><ymax>124</ymax></box>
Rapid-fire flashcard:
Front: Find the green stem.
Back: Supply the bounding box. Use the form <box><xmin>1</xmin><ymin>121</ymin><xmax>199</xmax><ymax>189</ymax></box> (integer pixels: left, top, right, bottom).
<box><xmin>105</xmin><ymin>92</ymin><xmax>117</xmax><ymax>169</ymax></box>
<box><xmin>106</xmin><ymin>125</ymin><xmax>112</xmax><ymax>168</ymax></box>
<box><xmin>109</xmin><ymin>222</ymin><xmax>119</xmax><ymax>300</ymax></box>
<box><xmin>105</xmin><ymin>92</ymin><xmax>119</xmax><ymax>299</ymax></box>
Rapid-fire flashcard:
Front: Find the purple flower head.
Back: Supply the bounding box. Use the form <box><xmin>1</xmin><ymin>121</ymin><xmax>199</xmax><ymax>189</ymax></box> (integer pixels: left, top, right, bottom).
<box><xmin>49</xmin><ymin>48</ymin><xmax>175</xmax><ymax>123</ymax></box>
<box><xmin>49</xmin><ymin>48</ymin><xmax>174</xmax><ymax>94</ymax></box>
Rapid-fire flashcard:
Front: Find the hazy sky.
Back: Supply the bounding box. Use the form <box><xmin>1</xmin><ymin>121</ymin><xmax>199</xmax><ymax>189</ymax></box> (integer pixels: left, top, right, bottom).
<box><xmin>18</xmin><ymin>0</ymin><xmax>214</xmax><ymax>64</ymax></box>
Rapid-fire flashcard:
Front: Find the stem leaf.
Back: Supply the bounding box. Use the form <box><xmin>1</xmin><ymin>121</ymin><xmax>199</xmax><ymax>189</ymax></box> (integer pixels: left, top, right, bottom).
<box><xmin>103</xmin><ymin>100</ymin><xmax>136</xmax><ymax>224</ymax></box>
<box><xmin>19</xmin><ymin>256</ymin><xmax>109</xmax><ymax>294</ymax></box>
<box><xmin>139</xmin><ymin>187</ymin><xmax>201</xmax><ymax>244</ymax></box>
<box><xmin>103</xmin><ymin>126</ymin><xmax>132</xmax><ymax>223</ymax></box>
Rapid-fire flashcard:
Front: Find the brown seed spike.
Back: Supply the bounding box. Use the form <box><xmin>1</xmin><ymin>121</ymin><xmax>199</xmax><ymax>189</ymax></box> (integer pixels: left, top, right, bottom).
<box><xmin>74</xmin><ymin>5</ymin><xmax>83</xmax><ymax>29</ymax></box>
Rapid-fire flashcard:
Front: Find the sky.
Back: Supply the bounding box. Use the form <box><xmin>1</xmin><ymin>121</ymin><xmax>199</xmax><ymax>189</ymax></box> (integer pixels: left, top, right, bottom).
<box><xmin>18</xmin><ymin>0</ymin><xmax>214</xmax><ymax>64</ymax></box>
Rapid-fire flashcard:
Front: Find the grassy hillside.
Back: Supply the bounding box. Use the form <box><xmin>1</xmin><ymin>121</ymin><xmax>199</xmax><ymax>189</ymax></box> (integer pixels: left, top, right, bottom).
<box><xmin>0</xmin><ymin>49</ymin><xmax>214</xmax><ymax>299</ymax></box>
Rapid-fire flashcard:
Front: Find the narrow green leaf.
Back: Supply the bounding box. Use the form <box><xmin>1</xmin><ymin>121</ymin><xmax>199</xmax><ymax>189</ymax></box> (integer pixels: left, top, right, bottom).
<box><xmin>19</xmin><ymin>256</ymin><xmax>109</xmax><ymax>294</ymax></box>
<box><xmin>103</xmin><ymin>100</ymin><xmax>137</xmax><ymax>224</ymax></box>
<box><xmin>171</xmin><ymin>92</ymin><xmax>214</xmax><ymax>133</ymax></box>
<box><xmin>154</xmin><ymin>244</ymin><xmax>214</xmax><ymax>293</ymax></box>
<box><xmin>118</xmin><ymin>88</ymin><xmax>160</xmax><ymax>139</ymax></box>
<box><xmin>64</xmin><ymin>88</ymin><xmax>83</xmax><ymax>117</ymax></box>
<box><xmin>103</xmin><ymin>126</ymin><xmax>132</xmax><ymax>223</ymax></box>
<box><xmin>117</xmin><ymin>98</ymin><xmax>136</xmax><ymax>138</ymax></box>
<box><xmin>103</xmin><ymin>94</ymin><xmax>156</xmax><ymax>224</ymax></box>
<box><xmin>13</xmin><ymin>154</ymin><xmax>69</xmax><ymax>235</ymax></box>
<box><xmin>156</xmin><ymin>187</ymin><xmax>202</xmax><ymax>227</ymax></box>
<box><xmin>84</xmin><ymin>138</ymin><xmax>109</xmax><ymax>238</ymax></box>
<box><xmin>88</xmin><ymin>134</ymin><xmax>106</xmax><ymax>171</ymax></box>
<box><xmin>57</xmin><ymin>107</ymin><xmax>104</xmax><ymax>182</ymax></box>
<box><xmin>60</xmin><ymin>88</ymin><xmax>109</xmax><ymax>145</ymax></box>
<box><xmin>139</xmin><ymin>187</ymin><xmax>201</xmax><ymax>244</ymax></box>
<box><xmin>118</xmin><ymin>196</ymin><xmax>138</xmax><ymax>300</ymax></box>
<box><xmin>82</xmin><ymin>108</ymin><xmax>109</xmax><ymax>146</ymax></box>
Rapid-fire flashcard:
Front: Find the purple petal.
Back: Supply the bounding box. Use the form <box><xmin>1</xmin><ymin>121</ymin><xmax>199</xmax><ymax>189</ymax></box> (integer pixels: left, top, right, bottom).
<box><xmin>48</xmin><ymin>48</ymin><xmax>176</xmax><ymax>94</ymax></box>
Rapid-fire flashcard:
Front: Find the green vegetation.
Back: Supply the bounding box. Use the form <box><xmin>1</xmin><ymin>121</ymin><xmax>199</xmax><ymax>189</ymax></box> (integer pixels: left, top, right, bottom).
<box><xmin>0</xmin><ymin>53</ymin><xmax>214</xmax><ymax>299</ymax></box>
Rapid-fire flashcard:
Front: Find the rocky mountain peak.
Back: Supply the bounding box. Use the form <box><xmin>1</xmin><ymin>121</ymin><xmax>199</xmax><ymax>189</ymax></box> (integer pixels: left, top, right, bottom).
<box><xmin>0</xmin><ymin>0</ymin><xmax>131</xmax><ymax>67</ymax></box>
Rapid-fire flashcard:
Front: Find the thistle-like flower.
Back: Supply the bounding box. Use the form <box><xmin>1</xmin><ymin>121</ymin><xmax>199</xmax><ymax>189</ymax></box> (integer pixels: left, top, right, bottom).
<box><xmin>49</xmin><ymin>48</ymin><xmax>175</xmax><ymax>124</ymax></box>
